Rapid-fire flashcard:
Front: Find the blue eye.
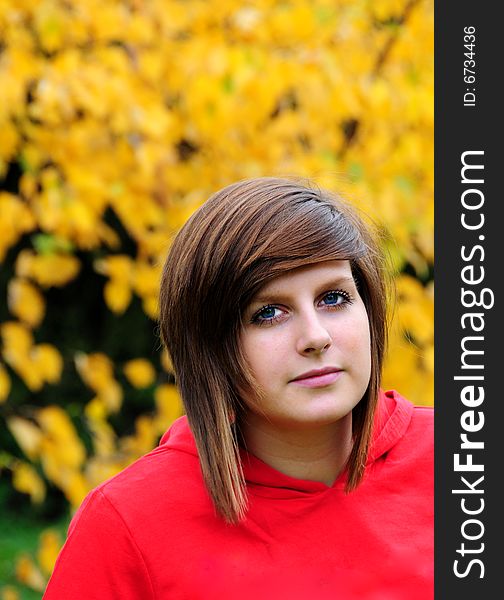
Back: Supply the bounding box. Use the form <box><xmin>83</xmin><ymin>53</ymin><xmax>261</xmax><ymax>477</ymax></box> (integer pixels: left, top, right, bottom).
<box><xmin>251</xmin><ymin>305</ymin><xmax>282</xmax><ymax>325</ymax></box>
<box><xmin>250</xmin><ymin>289</ymin><xmax>353</xmax><ymax>326</ymax></box>
<box><xmin>259</xmin><ymin>306</ymin><xmax>276</xmax><ymax>319</ymax></box>
<box><xmin>320</xmin><ymin>290</ymin><xmax>352</xmax><ymax>307</ymax></box>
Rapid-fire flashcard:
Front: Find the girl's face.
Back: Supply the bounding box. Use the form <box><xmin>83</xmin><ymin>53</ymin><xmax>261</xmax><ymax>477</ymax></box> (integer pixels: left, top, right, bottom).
<box><xmin>240</xmin><ymin>260</ymin><xmax>371</xmax><ymax>430</ymax></box>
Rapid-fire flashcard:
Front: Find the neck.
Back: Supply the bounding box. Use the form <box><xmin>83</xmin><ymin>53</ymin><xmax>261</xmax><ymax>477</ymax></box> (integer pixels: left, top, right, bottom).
<box><xmin>239</xmin><ymin>413</ymin><xmax>353</xmax><ymax>486</ymax></box>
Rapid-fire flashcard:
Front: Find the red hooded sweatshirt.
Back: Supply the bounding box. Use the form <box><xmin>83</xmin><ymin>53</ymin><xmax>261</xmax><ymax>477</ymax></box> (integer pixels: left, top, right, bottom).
<box><xmin>44</xmin><ymin>390</ymin><xmax>433</xmax><ymax>599</ymax></box>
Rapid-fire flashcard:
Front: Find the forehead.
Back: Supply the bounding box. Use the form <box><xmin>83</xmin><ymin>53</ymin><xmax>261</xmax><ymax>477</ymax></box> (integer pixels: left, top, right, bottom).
<box><xmin>254</xmin><ymin>260</ymin><xmax>355</xmax><ymax>298</ymax></box>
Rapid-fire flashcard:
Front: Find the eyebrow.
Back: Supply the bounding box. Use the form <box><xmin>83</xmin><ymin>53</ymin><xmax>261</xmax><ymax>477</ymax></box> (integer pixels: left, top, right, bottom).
<box><xmin>251</xmin><ymin>276</ymin><xmax>357</xmax><ymax>306</ymax></box>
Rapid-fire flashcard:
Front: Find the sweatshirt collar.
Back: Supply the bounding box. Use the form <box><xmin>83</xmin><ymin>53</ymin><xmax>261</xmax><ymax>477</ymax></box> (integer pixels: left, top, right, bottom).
<box><xmin>160</xmin><ymin>389</ymin><xmax>414</xmax><ymax>496</ymax></box>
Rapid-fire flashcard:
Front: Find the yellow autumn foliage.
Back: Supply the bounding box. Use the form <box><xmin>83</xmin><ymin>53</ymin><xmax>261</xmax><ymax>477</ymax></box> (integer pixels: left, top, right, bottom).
<box><xmin>7</xmin><ymin>416</ymin><xmax>43</xmax><ymax>461</ymax></box>
<box><xmin>120</xmin><ymin>414</ymin><xmax>159</xmax><ymax>457</ymax></box>
<box><xmin>160</xmin><ymin>349</ymin><xmax>174</xmax><ymax>373</ymax></box>
<box><xmin>74</xmin><ymin>352</ymin><xmax>114</xmax><ymax>390</ymax></box>
<box><xmin>7</xmin><ymin>278</ymin><xmax>46</xmax><ymax>328</ymax></box>
<box><xmin>15</xmin><ymin>250</ymin><xmax>81</xmax><ymax>288</ymax></box>
<box><xmin>85</xmin><ymin>409</ymin><xmax>117</xmax><ymax>457</ymax></box>
<box><xmin>11</xmin><ymin>461</ymin><xmax>46</xmax><ymax>504</ymax></box>
<box><xmin>1</xmin><ymin>321</ymin><xmax>63</xmax><ymax>391</ymax></box>
<box><xmin>0</xmin><ymin>193</ymin><xmax>36</xmax><ymax>262</ymax></box>
<box><xmin>1</xmin><ymin>321</ymin><xmax>34</xmax><ymax>361</ymax></box>
<box><xmin>75</xmin><ymin>352</ymin><xmax>123</xmax><ymax>412</ymax></box>
<box><xmin>0</xmin><ymin>361</ymin><xmax>11</xmax><ymax>403</ymax></box>
<box><xmin>14</xmin><ymin>555</ymin><xmax>46</xmax><ymax>592</ymax></box>
<box><xmin>123</xmin><ymin>358</ymin><xmax>156</xmax><ymax>388</ymax></box>
<box><xmin>95</xmin><ymin>255</ymin><xmax>134</xmax><ymax>313</ymax></box>
<box><xmin>154</xmin><ymin>384</ymin><xmax>184</xmax><ymax>433</ymax></box>
<box><xmin>31</xmin><ymin>344</ymin><xmax>64</xmax><ymax>384</ymax></box>
<box><xmin>0</xmin><ymin>1</ymin><xmax>433</xmax><ymax>593</ymax></box>
<box><xmin>37</xmin><ymin>530</ymin><xmax>63</xmax><ymax>576</ymax></box>
<box><xmin>0</xmin><ymin>586</ymin><xmax>20</xmax><ymax>600</ymax></box>
<box><xmin>37</xmin><ymin>406</ymin><xmax>86</xmax><ymax>471</ymax></box>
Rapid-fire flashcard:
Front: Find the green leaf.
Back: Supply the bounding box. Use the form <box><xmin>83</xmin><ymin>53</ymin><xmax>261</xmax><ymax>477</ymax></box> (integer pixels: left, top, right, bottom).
<box><xmin>31</xmin><ymin>234</ymin><xmax>74</xmax><ymax>255</ymax></box>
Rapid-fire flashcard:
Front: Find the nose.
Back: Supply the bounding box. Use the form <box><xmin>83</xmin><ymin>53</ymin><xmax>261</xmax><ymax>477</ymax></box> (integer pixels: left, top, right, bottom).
<box><xmin>295</xmin><ymin>310</ymin><xmax>332</xmax><ymax>356</ymax></box>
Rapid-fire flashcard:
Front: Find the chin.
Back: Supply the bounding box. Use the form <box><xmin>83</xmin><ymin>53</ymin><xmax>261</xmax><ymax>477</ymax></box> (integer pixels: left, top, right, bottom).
<box><xmin>284</xmin><ymin>407</ymin><xmax>353</xmax><ymax>429</ymax></box>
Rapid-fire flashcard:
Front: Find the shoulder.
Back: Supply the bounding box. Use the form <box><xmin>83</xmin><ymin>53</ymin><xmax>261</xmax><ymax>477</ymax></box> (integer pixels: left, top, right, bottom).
<box><xmin>96</xmin><ymin>434</ymin><xmax>212</xmax><ymax>525</ymax></box>
<box><xmin>62</xmin><ymin>415</ymin><xmax>210</xmax><ymax>539</ymax></box>
<box><xmin>63</xmin><ymin>416</ymin><xmax>216</xmax><ymax>545</ymax></box>
<box><xmin>45</xmin><ymin>481</ymin><xmax>157</xmax><ymax>598</ymax></box>
<box><xmin>409</xmin><ymin>403</ymin><xmax>434</xmax><ymax>441</ymax></box>
<box><xmin>373</xmin><ymin>390</ymin><xmax>433</xmax><ymax>455</ymax></box>
<box><xmin>394</xmin><ymin>400</ymin><xmax>433</xmax><ymax>468</ymax></box>
<box><xmin>378</xmin><ymin>390</ymin><xmax>433</xmax><ymax>464</ymax></box>
<box><xmin>368</xmin><ymin>392</ymin><xmax>433</xmax><ymax>503</ymax></box>
<box><xmin>411</xmin><ymin>403</ymin><xmax>434</xmax><ymax>429</ymax></box>
<box><xmin>44</xmin><ymin>420</ymin><xmax>215</xmax><ymax>598</ymax></box>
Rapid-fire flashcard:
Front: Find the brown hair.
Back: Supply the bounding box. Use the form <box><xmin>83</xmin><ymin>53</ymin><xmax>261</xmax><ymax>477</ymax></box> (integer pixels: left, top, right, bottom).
<box><xmin>159</xmin><ymin>177</ymin><xmax>389</xmax><ymax>523</ymax></box>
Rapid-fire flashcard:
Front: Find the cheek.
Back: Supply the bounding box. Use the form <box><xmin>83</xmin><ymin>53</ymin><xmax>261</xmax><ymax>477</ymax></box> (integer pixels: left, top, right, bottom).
<box><xmin>239</xmin><ymin>333</ymin><xmax>286</xmax><ymax>408</ymax></box>
<box><xmin>240</xmin><ymin>332</ymin><xmax>266</xmax><ymax>372</ymax></box>
<box><xmin>241</xmin><ymin>332</ymin><xmax>287</xmax><ymax>377</ymax></box>
<box><xmin>345</xmin><ymin>312</ymin><xmax>371</xmax><ymax>360</ymax></box>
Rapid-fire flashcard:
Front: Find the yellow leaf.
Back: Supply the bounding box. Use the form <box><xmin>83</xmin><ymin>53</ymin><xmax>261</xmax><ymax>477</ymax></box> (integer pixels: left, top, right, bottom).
<box><xmin>1</xmin><ymin>586</ymin><xmax>20</xmax><ymax>600</ymax></box>
<box><xmin>154</xmin><ymin>384</ymin><xmax>183</xmax><ymax>432</ymax></box>
<box><xmin>86</xmin><ymin>412</ymin><xmax>116</xmax><ymax>457</ymax></box>
<box><xmin>160</xmin><ymin>349</ymin><xmax>174</xmax><ymax>373</ymax></box>
<box><xmin>396</xmin><ymin>274</ymin><xmax>425</xmax><ymax>301</ymax></box>
<box><xmin>1</xmin><ymin>321</ymin><xmax>33</xmax><ymax>360</ymax></box>
<box><xmin>0</xmin><ymin>118</ymin><xmax>18</xmax><ymax>163</ymax></box>
<box><xmin>64</xmin><ymin>471</ymin><xmax>90</xmax><ymax>509</ymax></box>
<box><xmin>31</xmin><ymin>343</ymin><xmax>63</xmax><ymax>384</ymax></box>
<box><xmin>12</xmin><ymin>461</ymin><xmax>46</xmax><ymax>504</ymax></box>
<box><xmin>142</xmin><ymin>295</ymin><xmax>159</xmax><ymax>319</ymax></box>
<box><xmin>33</xmin><ymin>3</ymin><xmax>65</xmax><ymax>54</ymax></box>
<box><xmin>95</xmin><ymin>255</ymin><xmax>133</xmax><ymax>314</ymax></box>
<box><xmin>15</xmin><ymin>555</ymin><xmax>46</xmax><ymax>592</ymax></box>
<box><xmin>0</xmin><ymin>323</ymin><xmax>43</xmax><ymax>390</ymax></box>
<box><xmin>99</xmin><ymin>381</ymin><xmax>123</xmax><ymax>413</ymax></box>
<box><xmin>84</xmin><ymin>396</ymin><xmax>107</xmax><ymax>421</ymax></box>
<box><xmin>94</xmin><ymin>255</ymin><xmax>132</xmax><ymax>280</ymax></box>
<box><xmin>0</xmin><ymin>362</ymin><xmax>11</xmax><ymax>403</ymax></box>
<box><xmin>74</xmin><ymin>352</ymin><xmax>114</xmax><ymax>391</ymax></box>
<box><xmin>120</xmin><ymin>415</ymin><xmax>157</xmax><ymax>457</ymax></box>
<box><xmin>37</xmin><ymin>406</ymin><xmax>86</xmax><ymax>469</ymax></box>
<box><xmin>15</xmin><ymin>361</ymin><xmax>45</xmax><ymax>392</ymax></box>
<box><xmin>75</xmin><ymin>353</ymin><xmax>123</xmax><ymax>412</ymax></box>
<box><xmin>85</xmin><ymin>456</ymin><xmax>123</xmax><ymax>489</ymax></box>
<box><xmin>104</xmin><ymin>279</ymin><xmax>132</xmax><ymax>313</ymax></box>
<box><xmin>37</xmin><ymin>530</ymin><xmax>62</xmax><ymax>576</ymax></box>
<box><xmin>15</xmin><ymin>250</ymin><xmax>80</xmax><ymax>288</ymax></box>
<box><xmin>424</xmin><ymin>344</ymin><xmax>434</xmax><ymax>373</ymax></box>
<box><xmin>7</xmin><ymin>417</ymin><xmax>42</xmax><ymax>460</ymax></box>
<box><xmin>7</xmin><ymin>279</ymin><xmax>45</xmax><ymax>328</ymax></box>
<box><xmin>132</xmin><ymin>262</ymin><xmax>160</xmax><ymax>297</ymax></box>
<box><xmin>395</xmin><ymin>275</ymin><xmax>433</xmax><ymax>345</ymax></box>
<box><xmin>0</xmin><ymin>193</ymin><xmax>36</xmax><ymax>262</ymax></box>
<box><xmin>123</xmin><ymin>358</ymin><xmax>156</xmax><ymax>388</ymax></box>
<box><xmin>13</xmin><ymin>250</ymin><xmax>33</xmax><ymax>279</ymax></box>
<box><xmin>37</xmin><ymin>405</ymin><xmax>79</xmax><ymax>443</ymax></box>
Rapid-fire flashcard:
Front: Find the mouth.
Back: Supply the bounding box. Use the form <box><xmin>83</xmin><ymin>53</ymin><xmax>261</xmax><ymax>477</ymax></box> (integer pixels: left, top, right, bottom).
<box><xmin>290</xmin><ymin>367</ymin><xmax>343</xmax><ymax>388</ymax></box>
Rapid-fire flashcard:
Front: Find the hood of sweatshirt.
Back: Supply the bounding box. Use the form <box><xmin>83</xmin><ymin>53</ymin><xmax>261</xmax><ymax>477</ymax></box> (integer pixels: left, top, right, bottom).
<box><xmin>160</xmin><ymin>389</ymin><xmax>414</xmax><ymax>496</ymax></box>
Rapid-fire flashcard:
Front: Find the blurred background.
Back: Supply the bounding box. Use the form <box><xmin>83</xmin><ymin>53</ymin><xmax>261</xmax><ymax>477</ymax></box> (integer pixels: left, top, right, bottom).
<box><xmin>0</xmin><ymin>0</ymin><xmax>433</xmax><ymax>597</ymax></box>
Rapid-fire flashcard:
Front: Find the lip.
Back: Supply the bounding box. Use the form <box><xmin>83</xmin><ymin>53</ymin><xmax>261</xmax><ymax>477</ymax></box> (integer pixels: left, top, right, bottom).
<box><xmin>290</xmin><ymin>367</ymin><xmax>343</xmax><ymax>388</ymax></box>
